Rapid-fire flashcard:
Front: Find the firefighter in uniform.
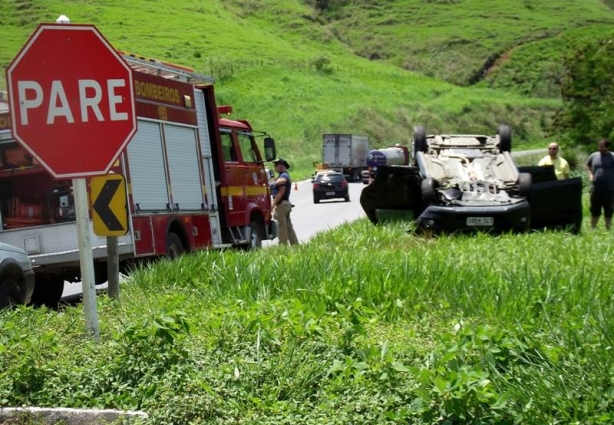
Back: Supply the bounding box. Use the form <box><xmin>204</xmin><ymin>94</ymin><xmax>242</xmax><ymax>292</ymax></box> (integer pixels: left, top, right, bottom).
<box><xmin>270</xmin><ymin>158</ymin><xmax>299</xmax><ymax>245</ymax></box>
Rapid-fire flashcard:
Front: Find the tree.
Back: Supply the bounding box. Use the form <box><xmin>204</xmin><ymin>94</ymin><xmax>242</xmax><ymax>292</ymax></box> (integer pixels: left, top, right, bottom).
<box><xmin>555</xmin><ymin>33</ymin><xmax>614</xmax><ymax>147</ymax></box>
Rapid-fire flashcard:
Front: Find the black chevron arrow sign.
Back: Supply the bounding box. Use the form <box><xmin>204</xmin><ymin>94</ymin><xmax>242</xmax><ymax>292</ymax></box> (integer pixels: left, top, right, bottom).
<box><xmin>93</xmin><ymin>180</ymin><xmax>124</xmax><ymax>231</ymax></box>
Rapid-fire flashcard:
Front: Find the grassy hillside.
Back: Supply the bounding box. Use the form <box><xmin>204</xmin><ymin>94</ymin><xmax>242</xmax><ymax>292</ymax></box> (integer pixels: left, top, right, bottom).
<box><xmin>0</xmin><ymin>0</ymin><xmax>611</xmax><ymax>174</ymax></box>
<box><xmin>480</xmin><ymin>24</ymin><xmax>614</xmax><ymax>98</ymax></box>
<box><xmin>318</xmin><ymin>0</ymin><xmax>614</xmax><ymax>85</ymax></box>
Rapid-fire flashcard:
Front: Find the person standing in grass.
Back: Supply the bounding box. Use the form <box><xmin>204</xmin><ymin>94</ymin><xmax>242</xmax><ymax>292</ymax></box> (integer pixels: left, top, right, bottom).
<box><xmin>586</xmin><ymin>138</ymin><xmax>614</xmax><ymax>230</ymax></box>
<box><xmin>538</xmin><ymin>142</ymin><xmax>570</xmax><ymax>180</ymax></box>
<box><xmin>270</xmin><ymin>158</ymin><xmax>299</xmax><ymax>245</ymax></box>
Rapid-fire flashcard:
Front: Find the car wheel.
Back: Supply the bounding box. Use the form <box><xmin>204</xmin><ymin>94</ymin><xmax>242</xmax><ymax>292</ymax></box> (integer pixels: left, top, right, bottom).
<box><xmin>421</xmin><ymin>178</ymin><xmax>438</xmax><ymax>205</ymax></box>
<box><xmin>498</xmin><ymin>124</ymin><xmax>512</xmax><ymax>153</ymax></box>
<box><xmin>30</xmin><ymin>276</ymin><xmax>64</xmax><ymax>309</ymax></box>
<box><xmin>0</xmin><ymin>278</ymin><xmax>25</xmax><ymax>308</ymax></box>
<box><xmin>166</xmin><ymin>232</ymin><xmax>184</xmax><ymax>259</ymax></box>
<box><xmin>413</xmin><ymin>125</ymin><xmax>427</xmax><ymax>163</ymax></box>
<box><xmin>518</xmin><ymin>172</ymin><xmax>532</xmax><ymax>199</ymax></box>
<box><xmin>313</xmin><ymin>195</ymin><xmax>320</xmax><ymax>204</ymax></box>
<box><xmin>344</xmin><ymin>195</ymin><xmax>350</xmax><ymax>202</ymax></box>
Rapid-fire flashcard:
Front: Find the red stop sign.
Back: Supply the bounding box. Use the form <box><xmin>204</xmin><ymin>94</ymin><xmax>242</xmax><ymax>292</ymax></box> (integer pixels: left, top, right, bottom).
<box><xmin>6</xmin><ymin>24</ymin><xmax>136</xmax><ymax>179</ymax></box>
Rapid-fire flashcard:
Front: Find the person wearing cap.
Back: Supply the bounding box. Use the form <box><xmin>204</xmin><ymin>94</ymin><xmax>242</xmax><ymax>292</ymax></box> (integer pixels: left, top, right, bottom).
<box><xmin>538</xmin><ymin>142</ymin><xmax>570</xmax><ymax>180</ymax></box>
<box><xmin>270</xmin><ymin>158</ymin><xmax>299</xmax><ymax>245</ymax></box>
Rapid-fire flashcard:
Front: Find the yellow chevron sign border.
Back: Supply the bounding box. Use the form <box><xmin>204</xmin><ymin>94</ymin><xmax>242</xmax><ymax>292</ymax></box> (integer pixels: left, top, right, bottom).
<box><xmin>91</xmin><ymin>175</ymin><xmax>129</xmax><ymax>237</ymax></box>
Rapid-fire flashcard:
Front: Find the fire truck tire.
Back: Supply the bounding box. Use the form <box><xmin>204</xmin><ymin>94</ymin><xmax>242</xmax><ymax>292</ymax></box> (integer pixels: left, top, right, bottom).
<box><xmin>0</xmin><ymin>278</ymin><xmax>25</xmax><ymax>308</ymax></box>
<box><xmin>166</xmin><ymin>232</ymin><xmax>185</xmax><ymax>259</ymax></box>
<box><xmin>245</xmin><ymin>220</ymin><xmax>264</xmax><ymax>250</ymax></box>
<box><xmin>30</xmin><ymin>276</ymin><xmax>64</xmax><ymax>309</ymax></box>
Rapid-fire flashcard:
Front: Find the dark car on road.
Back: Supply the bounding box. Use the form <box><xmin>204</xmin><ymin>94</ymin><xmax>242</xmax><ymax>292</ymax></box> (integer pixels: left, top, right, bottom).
<box><xmin>361</xmin><ymin>125</ymin><xmax>583</xmax><ymax>233</ymax></box>
<box><xmin>313</xmin><ymin>171</ymin><xmax>350</xmax><ymax>203</ymax></box>
<box><xmin>0</xmin><ymin>242</ymin><xmax>35</xmax><ymax>308</ymax></box>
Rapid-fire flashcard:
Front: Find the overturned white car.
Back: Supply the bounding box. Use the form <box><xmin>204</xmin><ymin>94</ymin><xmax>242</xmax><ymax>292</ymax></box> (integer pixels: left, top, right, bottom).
<box><xmin>361</xmin><ymin>126</ymin><xmax>583</xmax><ymax>233</ymax></box>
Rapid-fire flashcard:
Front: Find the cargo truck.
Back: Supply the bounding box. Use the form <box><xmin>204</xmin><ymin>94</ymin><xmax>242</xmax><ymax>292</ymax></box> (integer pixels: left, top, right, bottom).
<box><xmin>321</xmin><ymin>134</ymin><xmax>369</xmax><ymax>182</ymax></box>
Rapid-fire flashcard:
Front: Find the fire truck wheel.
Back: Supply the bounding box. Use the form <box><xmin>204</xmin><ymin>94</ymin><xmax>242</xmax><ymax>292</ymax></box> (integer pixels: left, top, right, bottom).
<box><xmin>0</xmin><ymin>278</ymin><xmax>25</xmax><ymax>308</ymax></box>
<box><xmin>246</xmin><ymin>220</ymin><xmax>264</xmax><ymax>250</ymax></box>
<box><xmin>166</xmin><ymin>232</ymin><xmax>185</xmax><ymax>259</ymax></box>
<box><xmin>30</xmin><ymin>276</ymin><xmax>64</xmax><ymax>309</ymax></box>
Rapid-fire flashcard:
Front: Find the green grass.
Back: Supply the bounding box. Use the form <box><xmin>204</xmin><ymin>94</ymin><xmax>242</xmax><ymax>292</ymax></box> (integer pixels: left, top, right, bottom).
<box><xmin>480</xmin><ymin>24</ymin><xmax>614</xmax><ymax>98</ymax></box>
<box><xmin>319</xmin><ymin>0</ymin><xmax>614</xmax><ymax>85</ymax></box>
<box><xmin>1</xmin><ymin>216</ymin><xmax>613</xmax><ymax>423</ymax></box>
<box><xmin>0</xmin><ymin>0</ymin><xmax>612</xmax><ymax>176</ymax></box>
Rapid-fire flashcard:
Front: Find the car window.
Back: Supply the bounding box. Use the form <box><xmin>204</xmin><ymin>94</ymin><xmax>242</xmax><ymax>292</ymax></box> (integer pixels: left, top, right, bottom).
<box><xmin>317</xmin><ymin>173</ymin><xmax>344</xmax><ymax>183</ymax></box>
<box><xmin>220</xmin><ymin>132</ymin><xmax>237</xmax><ymax>162</ymax></box>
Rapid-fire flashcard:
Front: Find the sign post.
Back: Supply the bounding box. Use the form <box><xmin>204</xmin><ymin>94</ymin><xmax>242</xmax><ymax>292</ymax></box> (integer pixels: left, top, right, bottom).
<box><xmin>91</xmin><ymin>174</ymin><xmax>128</xmax><ymax>301</ymax></box>
<box><xmin>6</xmin><ymin>23</ymin><xmax>136</xmax><ymax>338</ymax></box>
<box><xmin>73</xmin><ymin>178</ymin><xmax>99</xmax><ymax>337</ymax></box>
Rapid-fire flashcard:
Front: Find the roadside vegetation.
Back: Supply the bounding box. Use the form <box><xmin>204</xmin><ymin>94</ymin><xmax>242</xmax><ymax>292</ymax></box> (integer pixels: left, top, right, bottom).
<box><xmin>1</xmin><ymin>217</ymin><xmax>613</xmax><ymax>424</ymax></box>
<box><xmin>1</xmin><ymin>0</ymin><xmax>613</xmax><ymax>175</ymax></box>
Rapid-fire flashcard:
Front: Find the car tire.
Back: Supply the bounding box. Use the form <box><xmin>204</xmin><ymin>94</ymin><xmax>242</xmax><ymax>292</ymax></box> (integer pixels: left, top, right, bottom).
<box><xmin>344</xmin><ymin>195</ymin><xmax>350</xmax><ymax>202</ymax></box>
<box><xmin>421</xmin><ymin>178</ymin><xmax>438</xmax><ymax>205</ymax></box>
<box><xmin>313</xmin><ymin>195</ymin><xmax>320</xmax><ymax>204</ymax></box>
<box><xmin>30</xmin><ymin>276</ymin><xmax>64</xmax><ymax>309</ymax></box>
<box><xmin>498</xmin><ymin>124</ymin><xmax>512</xmax><ymax>153</ymax></box>
<box><xmin>0</xmin><ymin>278</ymin><xmax>25</xmax><ymax>308</ymax></box>
<box><xmin>413</xmin><ymin>125</ymin><xmax>427</xmax><ymax>163</ymax></box>
<box><xmin>518</xmin><ymin>172</ymin><xmax>532</xmax><ymax>199</ymax></box>
<box><xmin>166</xmin><ymin>232</ymin><xmax>184</xmax><ymax>259</ymax></box>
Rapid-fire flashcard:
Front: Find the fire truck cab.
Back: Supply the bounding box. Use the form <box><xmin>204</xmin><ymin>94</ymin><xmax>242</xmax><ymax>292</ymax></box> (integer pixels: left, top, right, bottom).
<box><xmin>0</xmin><ymin>55</ymin><xmax>278</xmax><ymax>306</ymax></box>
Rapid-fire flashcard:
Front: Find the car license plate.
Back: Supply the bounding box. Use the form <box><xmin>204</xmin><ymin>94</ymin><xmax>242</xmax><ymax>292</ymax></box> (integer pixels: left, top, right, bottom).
<box><xmin>326</xmin><ymin>191</ymin><xmax>335</xmax><ymax>196</ymax></box>
<box><xmin>467</xmin><ymin>217</ymin><xmax>494</xmax><ymax>226</ymax></box>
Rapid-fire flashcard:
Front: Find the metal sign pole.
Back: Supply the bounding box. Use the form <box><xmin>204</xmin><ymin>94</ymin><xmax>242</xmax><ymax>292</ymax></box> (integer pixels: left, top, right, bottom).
<box><xmin>107</xmin><ymin>236</ymin><xmax>120</xmax><ymax>300</ymax></box>
<box><xmin>73</xmin><ymin>177</ymin><xmax>100</xmax><ymax>339</ymax></box>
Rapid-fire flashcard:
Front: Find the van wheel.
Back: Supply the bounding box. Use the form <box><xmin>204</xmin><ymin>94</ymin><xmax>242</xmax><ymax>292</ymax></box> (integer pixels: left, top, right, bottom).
<box><xmin>166</xmin><ymin>232</ymin><xmax>184</xmax><ymax>259</ymax></box>
<box><xmin>31</xmin><ymin>276</ymin><xmax>64</xmax><ymax>309</ymax></box>
<box><xmin>0</xmin><ymin>278</ymin><xmax>24</xmax><ymax>308</ymax></box>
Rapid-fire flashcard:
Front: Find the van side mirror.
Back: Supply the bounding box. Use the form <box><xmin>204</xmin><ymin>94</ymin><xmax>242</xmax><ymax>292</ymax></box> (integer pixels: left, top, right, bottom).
<box><xmin>264</xmin><ymin>137</ymin><xmax>276</xmax><ymax>162</ymax></box>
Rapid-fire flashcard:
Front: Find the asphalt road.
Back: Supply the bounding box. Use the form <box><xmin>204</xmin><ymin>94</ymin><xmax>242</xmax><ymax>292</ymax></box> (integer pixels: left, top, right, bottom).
<box><xmin>265</xmin><ymin>179</ymin><xmax>366</xmax><ymax>245</ymax></box>
<box><xmin>61</xmin><ymin>179</ymin><xmax>366</xmax><ymax>300</ymax></box>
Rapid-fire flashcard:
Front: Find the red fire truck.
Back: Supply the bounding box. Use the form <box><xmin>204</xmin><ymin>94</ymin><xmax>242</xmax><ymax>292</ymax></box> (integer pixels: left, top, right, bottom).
<box><xmin>0</xmin><ymin>54</ymin><xmax>278</xmax><ymax>306</ymax></box>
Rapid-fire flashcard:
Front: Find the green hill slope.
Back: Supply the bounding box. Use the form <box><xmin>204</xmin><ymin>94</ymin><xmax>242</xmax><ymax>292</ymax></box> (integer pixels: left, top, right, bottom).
<box><xmin>317</xmin><ymin>0</ymin><xmax>614</xmax><ymax>85</ymax></box>
<box><xmin>0</xmin><ymin>0</ymin><xmax>611</xmax><ymax>173</ymax></box>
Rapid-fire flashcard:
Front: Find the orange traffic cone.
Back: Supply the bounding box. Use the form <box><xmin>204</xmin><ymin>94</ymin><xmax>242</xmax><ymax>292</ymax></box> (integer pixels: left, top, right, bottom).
<box><xmin>294</xmin><ymin>182</ymin><xmax>298</xmax><ymax>191</ymax></box>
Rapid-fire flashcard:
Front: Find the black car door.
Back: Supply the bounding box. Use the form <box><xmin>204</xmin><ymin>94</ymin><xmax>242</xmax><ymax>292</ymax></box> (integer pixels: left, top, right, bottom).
<box><xmin>360</xmin><ymin>165</ymin><xmax>421</xmax><ymax>224</ymax></box>
<box><xmin>517</xmin><ymin>165</ymin><xmax>583</xmax><ymax>232</ymax></box>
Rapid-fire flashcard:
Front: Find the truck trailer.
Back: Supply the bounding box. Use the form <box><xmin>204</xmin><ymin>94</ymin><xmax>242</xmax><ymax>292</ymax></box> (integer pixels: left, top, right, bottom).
<box><xmin>0</xmin><ymin>54</ymin><xmax>278</xmax><ymax>307</ymax></box>
<box><xmin>321</xmin><ymin>134</ymin><xmax>369</xmax><ymax>182</ymax></box>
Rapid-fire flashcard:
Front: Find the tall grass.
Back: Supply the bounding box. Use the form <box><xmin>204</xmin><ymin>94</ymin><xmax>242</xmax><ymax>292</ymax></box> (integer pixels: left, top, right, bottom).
<box><xmin>2</xmin><ymin>219</ymin><xmax>612</xmax><ymax>423</ymax></box>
